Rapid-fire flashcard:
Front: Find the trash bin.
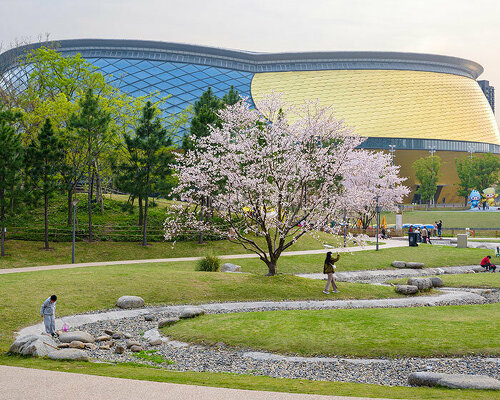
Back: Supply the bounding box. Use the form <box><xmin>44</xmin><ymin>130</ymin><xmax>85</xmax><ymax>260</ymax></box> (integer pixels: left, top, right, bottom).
<box><xmin>408</xmin><ymin>232</ymin><xmax>418</xmax><ymax>247</ymax></box>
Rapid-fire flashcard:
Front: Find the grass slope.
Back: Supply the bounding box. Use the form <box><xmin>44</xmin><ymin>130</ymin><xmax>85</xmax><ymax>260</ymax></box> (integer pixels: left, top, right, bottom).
<box><xmin>228</xmin><ymin>245</ymin><xmax>491</xmax><ymax>274</ymax></box>
<box><xmin>2</xmin><ymin>357</ymin><xmax>495</xmax><ymax>400</ymax></box>
<box><xmin>382</xmin><ymin>210</ymin><xmax>500</xmax><ymax>229</ymax></box>
<box><xmin>0</xmin><ymin>263</ymin><xmax>405</xmax><ymax>351</ymax></box>
<box><xmin>163</xmin><ymin>304</ymin><xmax>500</xmax><ymax>358</ymax></box>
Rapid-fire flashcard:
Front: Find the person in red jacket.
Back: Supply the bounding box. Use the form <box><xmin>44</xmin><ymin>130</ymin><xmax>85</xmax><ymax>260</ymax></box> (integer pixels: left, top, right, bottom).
<box><xmin>480</xmin><ymin>255</ymin><xmax>496</xmax><ymax>272</ymax></box>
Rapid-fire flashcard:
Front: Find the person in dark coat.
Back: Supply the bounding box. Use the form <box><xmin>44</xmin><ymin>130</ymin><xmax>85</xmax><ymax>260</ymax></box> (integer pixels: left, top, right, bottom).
<box><xmin>323</xmin><ymin>252</ymin><xmax>340</xmax><ymax>294</ymax></box>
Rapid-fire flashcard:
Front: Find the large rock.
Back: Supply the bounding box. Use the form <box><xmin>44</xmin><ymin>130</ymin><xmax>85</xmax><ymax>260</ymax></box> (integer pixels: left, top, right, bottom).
<box><xmin>116</xmin><ymin>296</ymin><xmax>145</xmax><ymax>309</ymax></box>
<box><xmin>96</xmin><ymin>335</ymin><xmax>111</xmax><ymax>342</ymax></box>
<box><xmin>126</xmin><ymin>340</ymin><xmax>141</xmax><ymax>349</ymax></box>
<box><xmin>47</xmin><ymin>348</ymin><xmax>89</xmax><ymax>361</ymax></box>
<box><xmin>391</xmin><ymin>261</ymin><xmax>406</xmax><ymax>268</ymax></box>
<box><xmin>406</xmin><ymin>262</ymin><xmax>425</xmax><ymax>269</ymax></box>
<box><xmin>179</xmin><ymin>307</ymin><xmax>205</xmax><ymax>319</ymax></box>
<box><xmin>407</xmin><ymin>277</ymin><xmax>433</xmax><ymax>291</ymax></box>
<box><xmin>115</xmin><ymin>345</ymin><xmax>125</xmax><ymax>354</ymax></box>
<box><xmin>9</xmin><ymin>335</ymin><xmax>58</xmax><ymax>357</ymax></box>
<box><xmin>408</xmin><ymin>372</ymin><xmax>500</xmax><ymax>390</ymax></box>
<box><xmin>130</xmin><ymin>345</ymin><xmax>143</xmax><ymax>352</ymax></box>
<box><xmin>220</xmin><ymin>263</ymin><xmax>242</xmax><ymax>273</ymax></box>
<box><xmin>395</xmin><ymin>285</ymin><xmax>419</xmax><ymax>295</ymax></box>
<box><xmin>429</xmin><ymin>277</ymin><xmax>444</xmax><ymax>287</ymax></box>
<box><xmin>158</xmin><ymin>317</ymin><xmax>179</xmax><ymax>328</ymax></box>
<box><xmin>59</xmin><ymin>331</ymin><xmax>95</xmax><ymax>344</ymax></box>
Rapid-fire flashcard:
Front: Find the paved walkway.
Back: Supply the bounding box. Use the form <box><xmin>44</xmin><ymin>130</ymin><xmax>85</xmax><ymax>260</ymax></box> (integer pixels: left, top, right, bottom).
<box><xmin>0</xmin><ymin>366</ymin><xmax>396</xmax><ymax>400</ymax></box>
<box><xmin>0</xmin><ymin>239</ymin><xmax>407</xmax><ymax>275</ymax></box>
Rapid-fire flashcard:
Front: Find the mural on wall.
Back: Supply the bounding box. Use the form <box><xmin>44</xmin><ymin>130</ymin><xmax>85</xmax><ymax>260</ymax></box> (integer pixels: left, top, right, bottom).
<box><xmin>482</xmin><ymin>187</ymin><xmax>499</xmax><ymax>207</ymax></box>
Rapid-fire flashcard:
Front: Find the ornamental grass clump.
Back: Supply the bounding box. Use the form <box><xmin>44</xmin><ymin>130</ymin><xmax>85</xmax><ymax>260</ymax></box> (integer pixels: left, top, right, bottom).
<box><xmin>197</xmin><ymin>254</ymin><xmax>221</xmax><ymax>272</ymax></box>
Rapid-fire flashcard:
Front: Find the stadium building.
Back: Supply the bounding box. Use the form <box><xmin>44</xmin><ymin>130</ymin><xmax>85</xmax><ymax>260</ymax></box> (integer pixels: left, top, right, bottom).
<box><xmin>1</xmin><ymin>39</ymin><xmax>499</xmax><ymax>203</ymax></box>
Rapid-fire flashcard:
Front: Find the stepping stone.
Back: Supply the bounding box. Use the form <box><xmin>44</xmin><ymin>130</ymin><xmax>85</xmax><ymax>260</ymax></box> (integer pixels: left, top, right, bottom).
<box><xmin>69</xmin><ymin>340</ymin><xmax>85</xmax><ymax>349</ymax></box>
<box><xmin>158</xmin><ymin>317</ymin><xmax>179</xmax><ymax>328</ymax></box>
<box><xmin>408</xmin><ymin>372</ymin><xmax>500</xmax><ymax>390</ymax></box>
<box><xmin>429</xmin><ymin>277</ymin><xmax>443</xmax><ymax>287</ymax></box>
<box><xmin>47</xmin><ymin>348</ymin><xmax>88</xmax><ymax>361</ymax></box>
<box><xmin>59</xmin><ymin>331</ymin><xmax>95</xmax><ymax>344</ymax></box>
<box><xmin>392</xmin><ymin>261</ymin><xmax>406</xmax><ymax>268</ymax></box>
<box><xmin>407</xmin><ymin>277</ymin><xmax>433</xmax><ymax>291</ymax></box>
<box><xmin>407</xmin><ymin>262</ymin><xmax>425</xmax><ymax>269</ymax></box>
<box><xmin>395</xmin><ymin>285</ymin><xmax>419</xmax><ymax>295</ymax></box>
<box><xmin>179</xmin><ymin>307</ymin><xmax>205</xmax><ymax>319</ymax></box>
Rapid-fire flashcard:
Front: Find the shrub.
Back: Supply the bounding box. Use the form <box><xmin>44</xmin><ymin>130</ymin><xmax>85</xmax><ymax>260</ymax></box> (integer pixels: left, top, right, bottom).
<box><xmin>197</xmin><ymin>254</ymin><xmax>221</xmax><ymax>272</ymax></box>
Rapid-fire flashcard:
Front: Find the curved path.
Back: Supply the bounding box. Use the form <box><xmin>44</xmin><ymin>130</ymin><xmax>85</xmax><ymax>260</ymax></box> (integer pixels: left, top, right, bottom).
<box><xmin>0</xmin><ymin>366</ymin><xmax>390</xmax><ymax>400</ymax></box>
<box><xmin>0</xmin><ymin>239</ymin><xmax>408</xmax><ymax>275</ymax></box>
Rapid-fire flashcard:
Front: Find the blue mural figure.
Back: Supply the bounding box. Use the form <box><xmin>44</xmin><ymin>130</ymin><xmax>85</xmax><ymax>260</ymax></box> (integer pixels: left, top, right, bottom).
<box><xmin>467</xmin><ymin>190</ymin><xmax>481</xmax><ymax>209</ymax></box>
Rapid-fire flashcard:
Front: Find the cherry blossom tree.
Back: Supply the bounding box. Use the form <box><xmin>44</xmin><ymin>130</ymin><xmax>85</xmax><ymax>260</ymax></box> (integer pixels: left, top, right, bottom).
<box><xmin>343</xmin><ymin>151</ymin><xmax>409</xmax><ymax>229</ymax></box>
<box><xmin>164</xmin><ymin>93</ymin><xmax>405</xmax><ymax>275</ymax></box>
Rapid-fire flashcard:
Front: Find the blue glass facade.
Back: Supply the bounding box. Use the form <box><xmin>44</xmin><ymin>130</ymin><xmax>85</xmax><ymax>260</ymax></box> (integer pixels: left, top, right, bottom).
<box><xmin>86</xmin><ymin>58</ymin><xmax>255</xmax><ymax>116</ymax></box>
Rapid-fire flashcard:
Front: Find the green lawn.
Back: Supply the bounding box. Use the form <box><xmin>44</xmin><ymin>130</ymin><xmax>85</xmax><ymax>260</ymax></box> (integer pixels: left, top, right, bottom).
<box><xmin>1</xmin><ymin>357</ymin><xmax>494</xmax><ymax>400</ymax></box>
<box><xmin>389</xmin><ymin>272</ymin><xmax>500</xmax><ymax>288</ymax></box>
<box><xmin>382</xmin><ymin>210</ymin><xmax>500</xmax><ymax>229</ymax></box>
<box><xmin>0</xmin><ymin>263</ymin><xmax>405</xmax><ymax>351</ymax></box>
<box><xmin>227</xmin><ymin>245</ymin><xmax>490</xmax><ymax>274</ymax></box>
<box><xmin>163</xmin><ymin>304</ymin><xmax>500</xmax><ymax>358</ymax></box>
<box><xmin>0</xmin><ymin>230</ymin><xmax>338</xmax><ymax>269</ymax></box>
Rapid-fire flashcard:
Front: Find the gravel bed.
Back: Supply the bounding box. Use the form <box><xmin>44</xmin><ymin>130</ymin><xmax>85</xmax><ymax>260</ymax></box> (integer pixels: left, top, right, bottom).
<box><xmin>68</xmin><ymin>294</ymin><xmax>498</xmax><ymax>387</ymax></box>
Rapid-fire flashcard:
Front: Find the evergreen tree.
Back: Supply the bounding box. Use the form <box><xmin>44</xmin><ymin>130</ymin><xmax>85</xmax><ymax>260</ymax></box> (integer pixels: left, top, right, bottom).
<box><xmin>0</xmin><ymin>103</ymin><xmax>23</xmax><ymax>256</ymax></box>
<box><xmin>121</xmin><ymin>101</ymin><xmax>174</xmax><ymax>246</ymax></box>
<box><xmin>413</xmin><ymin>155</ymin><xmax>441</xmax><ymax>206</ymax></box>
<box><xmin>222</xmin><ymin>85</ymin><xmax>240</xmax><ymax>106</ymax></box>
<box><xmin>456</xmin><ymin>154</ymin><xmax>500</xmax><ymax>205</ymax></box>
<box><xmin>69</xmin><ymin>89</ymin><xmax>111</xmax><ymax>242</ymax></box>
<box><xmin>25</xmin><ymin>118</ymin><xmax>64</xmax><ymax>250</ymax></box>
<box><xmin>182</xmin><ymin>87</ymin><xmax>223</xmax><ymax>152</ymax></box>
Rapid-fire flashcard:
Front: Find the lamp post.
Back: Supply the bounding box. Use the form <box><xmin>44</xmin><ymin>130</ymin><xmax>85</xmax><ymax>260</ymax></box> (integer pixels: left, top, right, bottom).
<box><xmin>343</xmin><ymin>209</ymin><xmax>347</xmax><ymax>248</ymax></box>
<box><xmin>72</xmin><ymin>199</ymin><xmax>80</xmax><ymax>264</ymax></box>
<box><xmin>376</xmin><ymin>195</ymin><xmax>381</xmax><ymax>251</ymax></box>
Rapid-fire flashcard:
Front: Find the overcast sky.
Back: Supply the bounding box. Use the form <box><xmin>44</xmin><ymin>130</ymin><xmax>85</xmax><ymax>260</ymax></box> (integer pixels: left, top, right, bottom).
<box><xmin>1</xmin><ymin>0</ymin><xmax>499</xmax><ymax>124</ymax></box>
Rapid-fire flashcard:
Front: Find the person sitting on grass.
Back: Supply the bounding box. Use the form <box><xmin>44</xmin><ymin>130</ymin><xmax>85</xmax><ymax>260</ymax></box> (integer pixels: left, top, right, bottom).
<box><xmin>480</xmin><ymin>255</ymin><xmax>496</xmax><ymax>272</ymax></box>
<box><xmin>323</xmin><ymin>251</ymin><xmax>340</xmax><ymax>294</ymax></box>
<box><xmin>40</xmin><ymin>294</ymin><xmax>58</xmax><ymax>337</ymax></box>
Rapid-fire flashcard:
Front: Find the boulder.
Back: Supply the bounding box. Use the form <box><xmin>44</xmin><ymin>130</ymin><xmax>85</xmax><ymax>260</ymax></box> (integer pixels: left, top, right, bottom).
<box><xmin>392</xmin><ymin>261</ymin><xmax>406</xmax><ymax>268</ymax></box>
<box><xmin>47</xmin><ymin>349</ymin><xmax>89</xmax><ymax>361</ymax></box>
<box><xmin>130</xmin><ymin>345</ymin><xmax>143</xmax><ymax>352</ymax></box>
<box><xmin>57</xmin><ymin>343</ymin><xmax>69</xmax><ymax>349</ymax></box>
<box><xmin>179</xmin><ymin>307</ymin><xmax>205</xmax><ymax>319</ymax></box>
<box><xmin>126</xmin><ymin>340</ymin><xmax>141</xmax><ymax>349</ymax></box>
<box><xmin>96</xmin><ymin>335</ymin><xmax>111</xmax><ymax>342</ymax></box>
<box><xmin>395</xmin><ymin>285</ymin><xmax>419</xmax><ymax>295</ymax></box>
<box><xmin>220</xmin><ymin>263</ymin><xmax>242</xmax><ymax>273</ymax></box>
<box><xmin>406</xmin><ymin>262</ymin><xmax>425</xmax><ymax>269</ymax></box>
<box><xmin>112</xmin><ymin>333</ymin><xmax>122</xmax><ymax>339</ymax></box>
<box><xmin>115</xmin><ymin>345</ymin><xmax>125</xmax><ymax>354</ymax></box>
<box><xmin>144</xmin><ymin>314</ymin><xmax>155</xmax><ymax>321</ymax></box>
<box><xmin>158</xmin><ymin>317</ymin><xmax>179</xmax><ymax>328</ymax></box>
<box><xmin>59</xmin><ymin>331</ymin><xmax>95</xmax><ymax>344</ymax></box>
<box><xmin>69</xmin><ymin>340</ymin><xmax>85</xmax><ymax>349</ymax></box>
<box><xmin>100</xmin><ymin>344</ymin><xmax>110</xmax><ymax>350</ymax></box>
<box><xmin>84</xmin><ymin>343</ymin><xmax>96</xmax><ymax>350</ymax></box>
<box><xmin>148</xmin><ymin>338</ymin><xmax>162</xmax><ymax>346</ymax></box>
<box><xmin>408</xmin><ymin>372</ymin><xmax>500</xmax><ymax>390</ymax></box>
<box><xmin>429</xmin><ymin>277</ymin><xmax>444</xmax><ymax>287</ymax></box>
<box><xmin>9</xmin><ymin>335</ymin><xmax>58</xmax><ymax>357</ymax></box>
<box><xmin>407</xmin><ymin>277</ymin><xmax>433</xmax><ymax>291</ymax></box>
<box><xmin>116</xmin><ymin>296</ymin><xmax>145</xmax><ymax>309</ymax></box>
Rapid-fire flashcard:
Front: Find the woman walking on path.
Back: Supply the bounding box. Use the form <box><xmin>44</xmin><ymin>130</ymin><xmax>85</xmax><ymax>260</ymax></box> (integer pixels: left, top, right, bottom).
<box><xmin>323</xmin><ymin>252</ymin><xmax>340</xmax><ymax>294</ymax></box>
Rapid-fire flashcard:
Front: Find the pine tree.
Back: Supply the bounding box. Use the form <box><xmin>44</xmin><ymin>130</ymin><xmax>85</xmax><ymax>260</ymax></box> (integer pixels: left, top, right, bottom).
<box><xmin>26</xmin><ymin>118</ymin><xmax>65</xmax><ymax>250</ymax></box>
<box><xmin>0</xmin><ymin>103</ymin><xmax>23</xmax><ymax>256</ymax></box>
<box><xmin>222</xmin><ymin>85</ymin><xmax>240</xmax><ymax>106</ymax></box>
<box><xmin>121</xmin><ymin>101</ymin><xmax>174</xmax><ymax>246</ymax></box>
<box><xmin>69</xmin><ymin>89</ymin><xmax>111</xmax><ymax>242</ymax></box>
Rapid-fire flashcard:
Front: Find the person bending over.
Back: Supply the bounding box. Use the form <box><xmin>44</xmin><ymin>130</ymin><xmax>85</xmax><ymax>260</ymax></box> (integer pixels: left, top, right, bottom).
<box><xmin>480</xmin><ymin>256</ymin><xmax>496</xmax><ymax>272</ymax></box>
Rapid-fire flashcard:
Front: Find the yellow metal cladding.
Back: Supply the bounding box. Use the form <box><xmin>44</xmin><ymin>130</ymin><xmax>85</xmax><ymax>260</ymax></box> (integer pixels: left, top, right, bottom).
<box><xmin>251</xmin><ymin>70</ymin><xmax>500</xmax><ymax>145</ymax></box>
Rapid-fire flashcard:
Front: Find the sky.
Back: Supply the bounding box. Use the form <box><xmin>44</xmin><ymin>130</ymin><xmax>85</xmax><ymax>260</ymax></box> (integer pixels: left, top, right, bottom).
<box><xmin>1</xmin><ymin>0</ymin><xmax>499</xmax><ymax>124</ymax></box>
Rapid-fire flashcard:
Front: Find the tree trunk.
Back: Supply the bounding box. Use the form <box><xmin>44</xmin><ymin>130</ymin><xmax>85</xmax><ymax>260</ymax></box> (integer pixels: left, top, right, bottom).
<box><xmin>67</xmin><ymin>189</ymin><xmax>73</xmax><ymax>226</ymax></box>
<box><xmin>95</xmin><ymin>160</ymin><xmax>104</xmax><ymax>213</ymax></box>
<box><xmin>1</xmin><ymin>190</ymin><xmax>5</xmax><ymax>257</ymax></box>
<box><xmin>44</xmin><ymin>191</ymin><xmax>49</xmax><ymax>250</ymax></box>
<box><xmin>142</xmin><ymin>196</ymin><xmax>148</xmax><ymax>246</ymax></box>
<box><xmin>266</xmin><ymin>260</ymin><xmax>277</xmax><ymax>276</ymax></box>
<box><xmin>198</xmin><ymin>197</ymin><xmax>204</xmax><ymax>244</ymax></box>
<box><xmin>87</xmin><ymin>139</ymin><xmax>93</xmax><ymax>242</ymax></box>
<box><xmin>138</xmin><ymin>196</ymin><xmax>143</xmax><ymax>227</ymax></box>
